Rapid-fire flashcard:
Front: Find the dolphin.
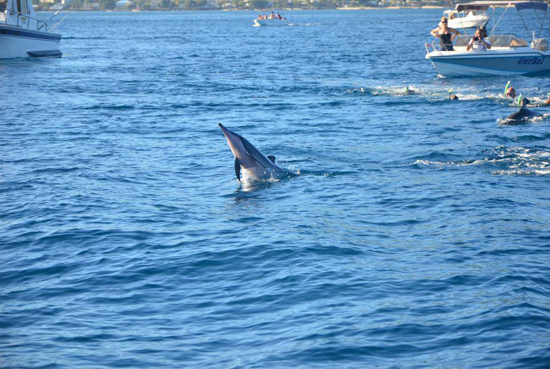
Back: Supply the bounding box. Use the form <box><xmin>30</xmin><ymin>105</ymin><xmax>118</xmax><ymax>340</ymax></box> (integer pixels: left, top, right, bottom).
<box><xmin>505</xmin><ymin>108</ymin><xmax>541</xmax><ymax>124</ymax></box>
<box><xmin>504</xmin><ymin>98</ymin><xmax>542</xmax><ymax>124</ymax></box>
<box><xmin>219</xmin><ymin>123</ymin><xmax>284</xmax><ymax>181</ymax></box>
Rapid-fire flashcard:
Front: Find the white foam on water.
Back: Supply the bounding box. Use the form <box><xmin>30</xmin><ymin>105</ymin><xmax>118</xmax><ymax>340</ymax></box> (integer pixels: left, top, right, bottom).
<box><xmin>414</xmin><ymin>146</ymin><xmax>550</xmax><ymax>176</ymax></box>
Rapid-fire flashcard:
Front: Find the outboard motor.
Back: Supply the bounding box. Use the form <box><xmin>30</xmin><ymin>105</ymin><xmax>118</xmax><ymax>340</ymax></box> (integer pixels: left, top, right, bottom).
<box><xmin>531</xmin><ymin>38</ymin><xmax>548</xmax><ymax>51</ymax></box>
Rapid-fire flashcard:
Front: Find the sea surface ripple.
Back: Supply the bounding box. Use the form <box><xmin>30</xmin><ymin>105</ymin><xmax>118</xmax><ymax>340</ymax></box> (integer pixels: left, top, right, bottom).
<box><xmin>1</xmin><ymin>9</ymin><xmax>549</xmax><ymax>369</ymax></box>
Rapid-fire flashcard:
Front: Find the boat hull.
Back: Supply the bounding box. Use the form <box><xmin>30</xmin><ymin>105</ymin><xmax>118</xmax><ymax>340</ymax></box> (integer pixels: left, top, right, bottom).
<box><xmin>448</xmin><ymin>15</ymin><xmax>489</xmax><ymax>29</ymax></box>
<box><xmin>0</xmin><ymin>24</ymin><xmax>62</xmax><ymax>59</ymax></box>
<box><xmin>253</xmin><ymin>19</ymin><xmax>288</xmax><ymax>27</ymax></box>
<box><xmin>426</xmin><ymin>50</ymin><xmax>550</xmax><ymax>76</ymax></box>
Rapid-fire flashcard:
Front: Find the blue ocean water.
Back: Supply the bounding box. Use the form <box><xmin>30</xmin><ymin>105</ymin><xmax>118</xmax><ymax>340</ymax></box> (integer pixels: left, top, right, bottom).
<box><xmin>1</xmin><ymin>9</ymin><xmax>550</xmax><ymax>369</ymax></box>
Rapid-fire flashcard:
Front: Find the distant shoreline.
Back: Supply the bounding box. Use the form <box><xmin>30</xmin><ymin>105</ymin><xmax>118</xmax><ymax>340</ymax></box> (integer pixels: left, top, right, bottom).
<box><xmin>41</xmin><ymin>6</ymin><xmax>446</xmax><ymax>12</ymax></box>
<box><xmin>337</xmin><ymin>6</ymin><xmax>444</xmax><ymax>10</ymax></box>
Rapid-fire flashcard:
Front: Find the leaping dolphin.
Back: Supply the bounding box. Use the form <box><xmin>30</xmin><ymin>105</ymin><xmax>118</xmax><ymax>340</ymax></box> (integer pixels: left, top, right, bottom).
<box><xmin>219</xmin><ymin>123</ymin><xmax>284</xmax><ymax>181</ymax></box>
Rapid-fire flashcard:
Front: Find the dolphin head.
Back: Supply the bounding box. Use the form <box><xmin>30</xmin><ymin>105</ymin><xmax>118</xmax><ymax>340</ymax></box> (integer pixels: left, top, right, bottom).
<box><xmin>219</xmin><ymin>123</ymin><xmax>254</xmax><ymax>167</ymax></box>
<box><xmin>219</xmin><ymin>123</ymin><xmax>282</xmax><ymax>181</ymax></box>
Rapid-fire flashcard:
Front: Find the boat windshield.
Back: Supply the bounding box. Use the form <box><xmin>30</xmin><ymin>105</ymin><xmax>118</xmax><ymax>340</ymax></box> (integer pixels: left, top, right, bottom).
<box><xmin>18</xmin><ymin>0</ymin><xmax>29</xmax><ymax>14</ymax></box>
<box><xmin>452</xmin><ymin>35</ymin><xmax>527</xmax><ymax>48</ymax></box>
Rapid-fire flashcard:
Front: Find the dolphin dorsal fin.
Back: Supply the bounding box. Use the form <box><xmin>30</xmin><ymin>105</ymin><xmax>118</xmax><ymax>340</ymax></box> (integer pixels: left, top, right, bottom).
<box><xmin>268</xmin><ymin>155</ymin><xmax>276</xmax><ymax>163</ymax></box>
<box><xmin>234</xmin><ymin>158</ymin><xmax>241</xmax><ymax>182</ymax></box>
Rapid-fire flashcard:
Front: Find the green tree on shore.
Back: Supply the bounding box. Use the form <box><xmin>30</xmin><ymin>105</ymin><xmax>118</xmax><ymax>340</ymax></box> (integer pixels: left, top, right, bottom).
<box><xmin>249</xmin><ymin>0</ymin><xmax>269</xmax><ymax>9</ymax></box>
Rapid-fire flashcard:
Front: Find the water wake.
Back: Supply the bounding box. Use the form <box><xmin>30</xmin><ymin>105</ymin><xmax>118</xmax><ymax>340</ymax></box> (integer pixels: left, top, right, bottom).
<box><xmin>413</xmin><ymin>146</ymin><xmax>550</xmax><ymax>176</ymax></box>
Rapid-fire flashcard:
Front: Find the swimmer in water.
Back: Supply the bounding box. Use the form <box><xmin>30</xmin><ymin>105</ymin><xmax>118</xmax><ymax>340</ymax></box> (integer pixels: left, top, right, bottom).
<box><xmin>448</xmin><ymin>89</ymin><xmax>458</xmax><ymax>100</ymax></box>
<box><xmin>403</xmin><ymin>87</ymin><xmax>416</xmax><ymax>95</ymax></box>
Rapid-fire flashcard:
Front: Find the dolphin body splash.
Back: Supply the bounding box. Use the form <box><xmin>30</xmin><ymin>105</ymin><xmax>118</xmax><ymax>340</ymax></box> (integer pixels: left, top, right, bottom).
<box><xmin>505</xmin><ymin>107</ymin><xmax>542</xmax><ymax>124</ymax></box>
<box><xmin>219</xmin><ymin>123</ymin><xmax>284</xmax><ymax>181</ymax></box>
<box><xmin>504</xmin><ymin>98</ymin><xmax>542</xmax><ymax>125</ymax></box>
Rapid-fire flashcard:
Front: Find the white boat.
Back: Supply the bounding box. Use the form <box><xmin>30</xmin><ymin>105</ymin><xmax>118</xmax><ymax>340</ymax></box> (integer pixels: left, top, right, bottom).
<box><xmin>426</xmin><ymin>1</ymin><xmax>550</xmax><ymax>77</ymax></box>
<box><xmin>443</xmin><ymin>8</ymin><xmax>489</xmax><ymax>29</ymax></box>
<box><xmin>0</xmin><ymin>0</ymin><xmax>64</xmax><ymax>59</ymax></box>
<box><xmin>253</xmin><ymin>18</ymin><xmax>288</xmax><ymax>27</ymax></box>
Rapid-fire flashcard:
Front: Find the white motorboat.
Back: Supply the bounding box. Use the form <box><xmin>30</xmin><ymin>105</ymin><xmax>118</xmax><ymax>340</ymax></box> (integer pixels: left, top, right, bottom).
<box><xmin>50</xmin><ymin>3</ymin><xmax>64</xmax><ymax>11</ymax></box>
<box><xmin>443</xmin><ymin>8</ymin><xmax>489</xmax><ymax>29</ymax></box>
<box><xmin>253</xmin><ymin>18</ymin><xmax>288</xmax><ymax>27</ymax></box>
<box><xmin>426</xmin><ymin>1</ymin><xmax>549</xmax><ymax>77</ymax></box>
<box><xmin>0</xmin><ymin>0</ymin><xmax>65</xmax><ymax>58</ymax></box>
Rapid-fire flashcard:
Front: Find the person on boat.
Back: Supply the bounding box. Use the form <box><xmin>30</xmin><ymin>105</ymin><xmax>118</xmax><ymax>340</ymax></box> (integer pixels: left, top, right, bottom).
<box><xmin>544</xmin><ymin>93</ymin><xmax>550</xmax><ymax>106</ymax></box>
<box><xmin>276</xmin><ymin>13</ymin><xmax>283</xmax><ymax>19</ymax></box>
<box><xmin>467</xmin><ymin>28</ymin><xmax>491</xmax><ymax>52</ymax></box>
<box><xmin>269</xmin><ymin>12</ymin><xmax>274</xmax><ymax>19</ymax></box>
<box><xmin>479</xmin><ymin>26</ymin><xmax>488</xmax><ymax>38</ymax></box>
<box><xmin>431</xmin><ymin>17</ymin><xmax>460</xmax><ymax>51</ymax></box>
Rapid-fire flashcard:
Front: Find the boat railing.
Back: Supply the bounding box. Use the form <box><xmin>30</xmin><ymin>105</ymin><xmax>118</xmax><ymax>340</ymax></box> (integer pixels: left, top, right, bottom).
<box><xmin>36</xmin><ymin>18</ymin><xmax>50</xmax><ymax>32</ymax></box>
<box><xmin>1</xmin><ymin>11</ymin><xmax>50</xmax><ymax>31</ymax></box>
<box><xmin>425</xmin><ymin>43</ymin><xmax>436</xmax><ymax>54</ymax></box>
<box><xmin>424</xmin><ymin>43</ymin><xmax>447</xmax><ymax>55</ymax></box>
<box><xmin>426</xmin><ymin>34</ymin><xmax>530</xmax><ymax>54</ymax></box>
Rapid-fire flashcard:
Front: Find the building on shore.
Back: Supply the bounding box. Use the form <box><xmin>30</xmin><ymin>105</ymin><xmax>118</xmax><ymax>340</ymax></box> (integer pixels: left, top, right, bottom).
<box><xmin>82</xmin><ymin>2</ymin><xmax>100</xmax><ymax>10</ymax></box>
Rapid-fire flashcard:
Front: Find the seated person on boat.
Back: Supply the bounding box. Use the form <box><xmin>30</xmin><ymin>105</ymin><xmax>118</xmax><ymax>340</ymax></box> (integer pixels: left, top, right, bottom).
<box><xmin>467</xmin><ymin>28</ymin><xmax>491</xmax><ymax>52</ymax></box>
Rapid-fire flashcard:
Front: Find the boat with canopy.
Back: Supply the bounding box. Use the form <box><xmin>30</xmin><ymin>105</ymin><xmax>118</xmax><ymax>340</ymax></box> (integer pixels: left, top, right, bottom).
<box><xmin>426</xmin><ymin>1</ymin><xmax>549</xmax><ymax>77</ymax></box>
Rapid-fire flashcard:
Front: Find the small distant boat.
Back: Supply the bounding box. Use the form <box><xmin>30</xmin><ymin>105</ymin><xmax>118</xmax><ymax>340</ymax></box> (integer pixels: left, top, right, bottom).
<box><xmin>253</xmin><ymin>17</ymin><xmax>288</xmax><ymax>27</ymax></box>
<box><xmin>426</xmin><ymin>1</ymin><xmax>550</xmax><ymax>77</ymax></box>
<box><xmin>443</xmin><ymin>8</ymin><xmax>489</xmax><ymax>29</ymax></box>
<box><xmin>0</xmin><ymin>0</ymin><xmax>66</xmax><ymax>58</ymax></box>
<box><xmin>50</xmin><ymin>3</ymin><xmax>63</xmax><ymax>11</ymax></box>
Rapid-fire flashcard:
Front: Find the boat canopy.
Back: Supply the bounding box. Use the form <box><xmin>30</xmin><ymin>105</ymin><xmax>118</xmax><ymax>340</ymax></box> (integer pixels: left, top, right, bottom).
<box><xmin>456</xmin><ymin>1</ymin><xmax>547</xmax><ymax>13</ymax></box>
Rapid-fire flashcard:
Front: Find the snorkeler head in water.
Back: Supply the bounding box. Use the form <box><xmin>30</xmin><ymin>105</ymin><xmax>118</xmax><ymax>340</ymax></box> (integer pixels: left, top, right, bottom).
<box><xmin>403</xmin><ymin>87</ymin><xmax>416</xmax><ymax>95</ymax></box>
<box><xmin>449</xmin><ymin>94</ymin><xmax>459</xmax><ymax>100</ymax></box>
<box><xmin>506</xmin><ymin>87</ymin><xmax>516</xmax><ymax>99</ymax></box>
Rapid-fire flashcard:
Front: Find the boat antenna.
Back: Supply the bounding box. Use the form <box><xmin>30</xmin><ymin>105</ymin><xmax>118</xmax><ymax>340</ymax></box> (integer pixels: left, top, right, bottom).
<box><xmin>49</xmin><ymin>15</ymin><xmax>67</xmax><ymax>32</ymax></box>
<box><xmin>44</xmin><ymin>0</ymin><xmax>74</xmax><ymax>25</ymax></box>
